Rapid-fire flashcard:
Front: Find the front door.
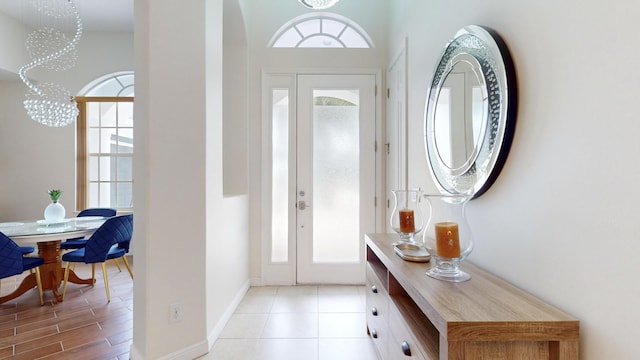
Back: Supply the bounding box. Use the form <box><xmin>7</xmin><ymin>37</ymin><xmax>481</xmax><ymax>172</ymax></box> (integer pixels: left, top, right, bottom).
<box><xmin>264</xmin><ymin>73</ymin><xmax>377</xmax><ymax>284</ymax></box>
<box><xmin>295</xmin><ymin>74</ymin><xmax>376</xmax><ymax>284</ymax></box>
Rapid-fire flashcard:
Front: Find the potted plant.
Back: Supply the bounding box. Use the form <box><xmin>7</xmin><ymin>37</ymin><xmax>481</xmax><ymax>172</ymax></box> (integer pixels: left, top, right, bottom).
<box><xmin>44</xmin><ymin>189</ymin><xmax>66</xmax><ymax>221</ymax></box>
<box><xmin>48</xmin><ymin>189</ymin><xmax>63</xmax><ymax>202</ymax></box>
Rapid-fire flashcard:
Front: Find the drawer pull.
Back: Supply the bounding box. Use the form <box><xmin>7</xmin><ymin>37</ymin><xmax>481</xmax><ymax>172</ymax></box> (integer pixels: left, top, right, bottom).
<box><xmin>371</xmin><ymin>307</ymin><xmax>378</xmax><ymax>316</ymax></box>
<box><xmin>401</xmin><ymin>341</ymin><xmax>412</xmax><ymax>356</ymax></box>
<box><xmin>371</xmin><ymin>329</ymin><xmax>378</xmax><ymax>338</ymax></box>
<box><xmin>371</xmin><ymin>285</ymin><xmax>378</xmax><ymax>293</ymax></box>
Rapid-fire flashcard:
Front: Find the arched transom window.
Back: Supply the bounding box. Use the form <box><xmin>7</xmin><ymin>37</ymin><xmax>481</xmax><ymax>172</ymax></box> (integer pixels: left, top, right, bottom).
<box><xmin>270</xmin><ymin>12</ymin><xmax>373</xmax><ymax>48</ymax></box>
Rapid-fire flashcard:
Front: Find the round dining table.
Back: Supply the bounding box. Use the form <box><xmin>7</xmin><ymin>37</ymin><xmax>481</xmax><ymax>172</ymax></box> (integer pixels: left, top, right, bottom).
<box><xmin>0</xmin><ymin>217</ymin><xmax>107</xmax><ymax>303</ymax></box>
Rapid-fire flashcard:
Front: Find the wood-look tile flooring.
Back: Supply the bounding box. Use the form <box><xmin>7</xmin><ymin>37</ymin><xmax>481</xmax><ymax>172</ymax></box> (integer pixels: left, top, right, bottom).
<box><xmin>0</xmin><ymin>258</ymin><xmax>133</xmax><ymax>360</ymax></box>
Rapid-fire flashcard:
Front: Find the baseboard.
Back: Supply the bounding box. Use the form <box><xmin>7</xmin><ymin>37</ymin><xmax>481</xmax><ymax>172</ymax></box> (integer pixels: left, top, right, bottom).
<box><xmin>206</xmin><ymin>279</ymin><xmax>251</xmax><ymax>348</ymax></box>
<box><xmin>129</xmin><ymin>339</ymin><xmax>209</xmax><ymax>360</ymax></box>
<box><xmin>129</xmin><ymin>279</ymin><xmax>250</xmax><ymax>360</ymax></box>
<box><xmin>129</xmin><ymin>345</ymin><xmax>142</xmax><ymax>360</ymax></box>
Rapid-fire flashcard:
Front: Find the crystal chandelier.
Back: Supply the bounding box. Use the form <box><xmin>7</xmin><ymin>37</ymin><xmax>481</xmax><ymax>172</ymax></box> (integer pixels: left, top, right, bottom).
<box><xmin>299</xmin><ymin>0</ymin><xmax>340</xmax><ymax>10</ymax></box>
<box><xmin>19</xmin><ymin>0</ymin><xmax>83</xmax><ymax>127</ymax></box>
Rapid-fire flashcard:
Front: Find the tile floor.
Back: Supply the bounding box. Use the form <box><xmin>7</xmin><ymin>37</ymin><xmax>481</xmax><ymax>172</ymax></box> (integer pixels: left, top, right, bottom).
<box><xmin>199</xmin><ymin>285</ymin><xmax>378</xmax><ymax>360</ymax></box>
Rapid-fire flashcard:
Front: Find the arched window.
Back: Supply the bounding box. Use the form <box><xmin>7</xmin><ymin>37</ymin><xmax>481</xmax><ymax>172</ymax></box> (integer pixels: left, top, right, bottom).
<box><xmin>269</xmin><ymin>12</ymin><xmax>373</xmax><ymax>48</ymax></box>
<box><xmin>81</xmin><ymin>71</ymin><xmax>135</xmax><ymax>96</ymax></box>
<box><xmin>76</xmin><ymin>72</ymin><xmax>134</xmax><ymax>211</ymax></box>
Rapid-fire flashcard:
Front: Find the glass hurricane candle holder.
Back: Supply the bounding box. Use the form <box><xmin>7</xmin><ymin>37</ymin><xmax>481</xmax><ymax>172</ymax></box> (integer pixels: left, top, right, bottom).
<box><xmin>390</xmin><ymin>189</ymin><xmax>424</xmax><ymax>245</ymax></box>
<box><xmin>423</xmin><ymin>194</ymin><xmax>473</xmax><ymax>282</ymax></box>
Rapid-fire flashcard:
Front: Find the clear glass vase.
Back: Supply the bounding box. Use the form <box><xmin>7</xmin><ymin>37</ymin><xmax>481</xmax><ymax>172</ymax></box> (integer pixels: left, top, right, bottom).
<box><xmin>44</xmin><ymin>200</ymin><xmax>66</xmax><ymax>221</ymax></box>
<box><xmin>423</xmin><ymin>194</ymin><xmax>473</xmax><ymax>282</ymax></box>
<box><xmin>390</xmin><ymin>189</ymin><xmax>424</xmax><ymax>245</ymax></box>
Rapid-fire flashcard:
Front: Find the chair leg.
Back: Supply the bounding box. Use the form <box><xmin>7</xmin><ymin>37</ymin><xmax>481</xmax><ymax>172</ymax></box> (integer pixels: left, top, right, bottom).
<box><xmin>122</xmin><ymin>256</ymin><xmax>133</xmax><ymax>279</ymax></box>
<box><xmin>62</xmin><ymin>262</ymin><xmax>71</xmax><ymax>300</ymax></box>
<box><xmin>91</xmin><ymin>264</ymin><xmax>96</xmax><ymax>285</ymax></box>
<box><xmin>102</xmin><ymin>262</ymin><xmax>110</xmax><ymax>302</ymax></box>
<box><xmin>112</xmin><ymin>258</ymin><xmax>122</xmax><ymax>272</ymax></box>
<box><xmin>34</xmin><ymin>267</ymin><xmax>44</xmax><ymax>306</ymax></box>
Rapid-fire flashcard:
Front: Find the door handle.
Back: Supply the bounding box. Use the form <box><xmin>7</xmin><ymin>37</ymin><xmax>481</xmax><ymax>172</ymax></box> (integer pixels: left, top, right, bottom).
<box><xmin>297</xmin><ymin>200</ymin><xmax>310</xmax><ymax>210</ymax></box>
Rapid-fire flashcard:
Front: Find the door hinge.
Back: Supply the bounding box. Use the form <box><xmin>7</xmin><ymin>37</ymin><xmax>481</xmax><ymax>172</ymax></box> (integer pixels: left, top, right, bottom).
<box><xmin>385</xmin><ymin>142</ymin><xmax>390</xmax><ymax>155</ymax></box>
<box><xmin>375</xmin><ymin>84</ymin><xmax>378</xmax><ymax>96</ymax></box>
<box><xmin>374</xmin><ymin>196</ymin><xmax>377</xmax><ymax>207</ymax></box>
<box><xmin>374</xmin><ymin>140</ymin><xmax>378</xmax><ymax>152</ymax></box>
<box><xmin>387</xmin><ymin>88</ymin><xmax>390</xmax><ymax>99</ymax></box>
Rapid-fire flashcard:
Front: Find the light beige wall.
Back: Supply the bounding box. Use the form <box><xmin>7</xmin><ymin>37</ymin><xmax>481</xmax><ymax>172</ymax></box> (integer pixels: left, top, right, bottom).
<box><xmin>223</xmin><ymin>0</ymin><xmax>249</xmax><ymax>196</ymax></box>
<box><xmin>0</xmin><ymin>33</ymin><xmax>133</xmax><ymax>222</ymax></box>
<box><xmin>0</xmin><ymin>12</ymin><xmax>28</xmax><ymax>75</ymax></box>
<box><xmin>389</xmin><ymin>1</ymin><xmax>640</xmax><ymax>358</ymax></box>
<box><xmin>223</xmin><ymin>43</ymin><xmax>248</xmax><ymax>195</ymax></box>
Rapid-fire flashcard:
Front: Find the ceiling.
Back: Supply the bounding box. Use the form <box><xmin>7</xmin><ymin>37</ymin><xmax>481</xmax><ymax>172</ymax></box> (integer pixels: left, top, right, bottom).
<box><xmin>0</xmin><ymin>0</ymin><xmax>133</xmax><ymax>33</ymax></box>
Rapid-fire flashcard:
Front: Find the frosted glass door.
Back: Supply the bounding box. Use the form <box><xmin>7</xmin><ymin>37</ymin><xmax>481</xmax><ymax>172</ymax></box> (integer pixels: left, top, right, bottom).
<box><xmin>296</xmin><ymin>74</ymin><xmax>376</xmax><ymax>284</ymax></box>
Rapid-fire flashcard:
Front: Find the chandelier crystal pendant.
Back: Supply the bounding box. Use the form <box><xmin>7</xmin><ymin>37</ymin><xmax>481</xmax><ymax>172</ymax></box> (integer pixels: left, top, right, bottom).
<box><xmin>298</xmin><ymin>0</ymin><xmax>340</xmax><ymax>10</ymax></box>
<box><xmin>19</xmin><ymin>0</ymin><xmax>83</xmax><ymax>127</ymax></box>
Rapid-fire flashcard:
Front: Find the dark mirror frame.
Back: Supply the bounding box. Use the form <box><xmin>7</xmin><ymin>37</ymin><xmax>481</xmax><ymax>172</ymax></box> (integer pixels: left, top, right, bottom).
<box><xmin>424</xmin><ymin>25</ymin><xmax>517</xmax><ymax>198</ymax></box>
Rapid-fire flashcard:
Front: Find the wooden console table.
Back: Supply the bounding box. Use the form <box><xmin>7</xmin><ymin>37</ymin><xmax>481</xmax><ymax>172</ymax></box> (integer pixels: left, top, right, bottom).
<box><xmin>365</xmin><ymin>233</ymin><xmax>579</xmax><ymax>360</ymax></box>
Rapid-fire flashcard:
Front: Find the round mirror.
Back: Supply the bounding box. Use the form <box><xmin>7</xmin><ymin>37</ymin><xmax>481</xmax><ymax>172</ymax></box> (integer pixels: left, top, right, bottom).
<box><xmin>425</xmin><ymin>25</ymin><xmax>517</xmax><ymax>198</ymax></box>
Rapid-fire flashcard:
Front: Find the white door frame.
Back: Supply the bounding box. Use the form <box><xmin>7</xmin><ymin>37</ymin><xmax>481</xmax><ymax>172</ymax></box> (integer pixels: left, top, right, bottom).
<box><xmin>386</xmin><ymin>39</ymin><xmax>408</xmax><ymax>233</ymax></box>
<box><xmin>260</xmin><ymin>68</ymin><xmax>383</xmax><ymax>285</ymax></box>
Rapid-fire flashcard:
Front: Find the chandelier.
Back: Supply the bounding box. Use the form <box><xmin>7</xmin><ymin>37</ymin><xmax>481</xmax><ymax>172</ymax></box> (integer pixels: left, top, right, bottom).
<box><xmin>19</xmin><ymin>0</ymin><xmax>83</xmax><ymax>127</ymax></box>
<box><xmin>299</xmin><ymin>0</ymin><xmax>340</xmax><ymax>10</ymax></box>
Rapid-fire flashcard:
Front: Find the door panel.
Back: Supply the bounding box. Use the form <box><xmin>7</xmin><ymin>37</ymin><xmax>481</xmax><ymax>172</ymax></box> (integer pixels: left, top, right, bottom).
<box><xmin>386</xmin><ymin>43</ymin><xmax>407</xmax><ymax>232</ymax></box>
<box><xmin>296</xmin><ymin>74</ymin><xmax>376</xmax><ymax>284</ymax></box>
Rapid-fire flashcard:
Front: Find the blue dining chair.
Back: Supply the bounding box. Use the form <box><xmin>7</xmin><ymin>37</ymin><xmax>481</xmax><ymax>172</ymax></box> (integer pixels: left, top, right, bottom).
<box><xmin>61</xmin><ymin>214</ymin><xmax>133</xmax><ymax>302</ymax></box>
<box><xmin>60</xmin><ymin>208</ymin><xmax>117</xmax><ymax>250</ymax></box>
<box><xmin>0</xmin><ymin>232</ymin><xmax>44</xmax><ymax>305</ymax></box>
<box><xmin>20</xmin><ymin>246</ymin><xmax>35</xmax><ymax>255</ymax></box>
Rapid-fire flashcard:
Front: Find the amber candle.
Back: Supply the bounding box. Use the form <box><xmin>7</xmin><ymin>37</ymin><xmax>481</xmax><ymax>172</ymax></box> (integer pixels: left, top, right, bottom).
<box><xmin>435</xmin><ymin>222</ymin><xmax>460</xmax><ymax>258</ymax></box>
<box><xmin>398</xmin><ymin>209</ymin><xmax>415</xmax><ymax>233</ymax></box>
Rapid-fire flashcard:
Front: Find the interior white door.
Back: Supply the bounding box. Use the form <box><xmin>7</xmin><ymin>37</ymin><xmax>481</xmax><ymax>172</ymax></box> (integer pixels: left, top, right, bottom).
<box><xmin>296</xmin><ymin>74</ymin><xmax>376</xmax><ymax>284</ymax></box>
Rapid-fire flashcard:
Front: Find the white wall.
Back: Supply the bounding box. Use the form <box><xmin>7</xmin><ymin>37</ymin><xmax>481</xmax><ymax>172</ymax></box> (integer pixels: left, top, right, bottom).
<box><xmin>389</xmin><ymin>1</ymin><xmax>640</xmax><ymax>358</ymax></box>
<box><xmin>132</xmin><ymin>0</ymin><xmax>250</xmax><ymax>359</ymax></box>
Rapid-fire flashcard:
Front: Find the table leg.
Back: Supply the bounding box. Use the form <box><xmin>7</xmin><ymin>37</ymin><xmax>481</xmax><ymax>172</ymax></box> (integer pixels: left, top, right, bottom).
<box><xmin>0</xmin><ymin>273</ymin><xmax>38</xmax><ymax>304</ymax></box>
<box><xmin>38</xmin><ymin>241</ymin><xmax>95</xmax><ymax>301</ymax></box>
<box><xmin>37</xmin><ymin>240</ymin><xmax>64</xmax><ymax>302</ymax></box>
<box><xmin>65</xmin><ymin>266</ymin><xmax>96</xmax><ymax>285</ymax></box>
<box><xmin>0</xmin><ymin>239</ymin><xmax>96</xmax><ymax>304</ymax></box>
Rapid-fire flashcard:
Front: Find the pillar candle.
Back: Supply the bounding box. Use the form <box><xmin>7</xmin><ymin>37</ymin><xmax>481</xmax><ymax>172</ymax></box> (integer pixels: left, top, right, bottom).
<box><xmin>399</xmin><ymin>209</ymin><xmax>415</xmax><ymax>233</ymax></box>
<box><xmin>435</xmin><ymin>222</ymin><xmax>460</xmax><ymax>258</ymax></box>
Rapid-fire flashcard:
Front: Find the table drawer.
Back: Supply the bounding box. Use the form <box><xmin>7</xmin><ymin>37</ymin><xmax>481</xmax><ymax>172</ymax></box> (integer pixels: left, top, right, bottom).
<box><xmin>388</xmin><ymin>301</ymin><xmax>432</xmax><ymax>360</ymax></box>
<box><xmin>366</xmin><ymin>264</ymin><xmax>388</xmax><ymax>310</ymax></box>
<box><xmin>367</xmin><ymin>314</ymin><xmax>388</xmax><ymax>360</ymax></box>
<box><xmin>366</xmin><ymin>263</ymin><xmax>389</xmax><ymax>359</ymax></box>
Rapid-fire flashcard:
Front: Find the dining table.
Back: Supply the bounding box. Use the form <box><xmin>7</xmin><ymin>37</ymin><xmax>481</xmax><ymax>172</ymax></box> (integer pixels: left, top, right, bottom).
<box><xmin>0</xmin><ymin>217</ymin><xmax>108</xmax><ymax>303</ymax></box>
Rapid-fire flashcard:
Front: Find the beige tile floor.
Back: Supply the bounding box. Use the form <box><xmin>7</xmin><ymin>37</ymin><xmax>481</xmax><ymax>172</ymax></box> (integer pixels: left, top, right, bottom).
<box><xmin>199</xmin><ymin>285</ymin><xmax>378</xmax><ymax>360</ymax></box>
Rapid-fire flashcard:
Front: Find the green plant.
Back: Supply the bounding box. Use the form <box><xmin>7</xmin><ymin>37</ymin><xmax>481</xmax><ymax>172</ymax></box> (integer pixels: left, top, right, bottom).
<box><xmin>48</xmin><ymin>189</ymin><xmax>63</xmax><ymax>201</ymax></box>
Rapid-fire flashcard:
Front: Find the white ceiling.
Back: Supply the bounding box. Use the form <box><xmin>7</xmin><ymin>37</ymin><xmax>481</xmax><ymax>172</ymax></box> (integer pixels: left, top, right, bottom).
<box><xmin>0</xmin><ymin>0</ymin><xmax>133</xmax><ymax>33</ymax></box>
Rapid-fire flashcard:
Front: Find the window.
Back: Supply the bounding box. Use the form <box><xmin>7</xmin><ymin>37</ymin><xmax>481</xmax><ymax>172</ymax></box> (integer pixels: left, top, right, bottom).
<box><xmin>76</xmin><ymin>72</ymin><xmax>134</xmax><ymax>211</ymax></box>
<box><xmin>269</xmin><ymin>12</ymin><xmax>373</xmax><ymax>48</ymax></box>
